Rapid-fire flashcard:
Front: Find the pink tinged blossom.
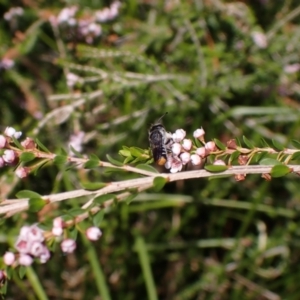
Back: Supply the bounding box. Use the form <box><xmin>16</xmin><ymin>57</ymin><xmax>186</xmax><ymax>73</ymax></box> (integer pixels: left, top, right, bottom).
<box><xmin>0</xmin><ymin>135</ymin><xmax>6</xmax><ymax>148</ymax></box>
<box><xmin>170</xmin><ymin>156</ymin><xmax>183</xmax><ymax>173</ymax></box>
<box><xmin>39</xmin><ymin>248</ymin><xmax>51</xmax><ymax>263</ymax></box>
<box><xmin>182</xmin><ymin>139</ymin><xmax>192</xmax><ymax>151</ymax></box>
<box><xmin>251</xmin><ymin>31</ymin><xmax>268</xmax><ymax>49</ymax></box>
<box><xmin>193</xmin><ymin>128</ymin><xmax>205</xmax><ymax>139</ymax></box>
<box><xmin>172</xmin><ymin>129</ymin><xmax>186</xmax><ymax>142</ymax></box>
<box><xmin>15</xmin><ymin>167</ymin><xmax>29</xmax><ymax>178</ymax></box>
<box><xmin>213</xmin><ymin>160</ymin><xmax>226</xmax><ymax>166</ymax></box>
<box><xmin>284</xmin><ymin>63</ymin><xmax>300</xmax><ymax>74</ymax></box>
<box><xmin>196</xmin><ymin>147</ymin><xmax>207</xmax><ymax>158</ymax></box>
<box><xmin>172</xmin><ymin>143</ymin><xmax>182</xmax><ymax>156</ymax></box>
<box><xmin>19</xmin><ymin>226</ymin><xmax>31</xmax><ymax>238</ymax></box>
<box><xmin>21</xmin><ymin>137</ymin><xmax>36</xmax><ymax>149</ymax></box>
<box><xmin>88</xmin><ymin>23</ymin><xmax>102</xmax><ymax>36</ymax></box>
<box><xmin>4</xmin><ymin>127</ymin><xmax>16</xmax><ymax>137</ymax></box>
<box><xmin>18</xmin><ymin>254</ymin><xmax>33</xmax><ymax>266</ymax></box>
<box><xmin>61</xmin><ymin>239</ymin><xmax>76</xmax><ymax>253</ymax></box>
<box><xmin>86</xmin><ymin>227</ymin><xmax>102</xmax><ymax>241</ymax></box>
<box><xmin>190</xmin><ymin>154</ymin><xmax>202</xmax><ymax>166</ymax></box>
<box><xmin>0</xmin><ymin>157</ymin><xmax>5</xmax><ymax>168</ymax></box>
<box><xmin>15</xmin><ymin>238</ymin><xmax>30</xmax><ymax>254</ymax></box>
<box><xmin>205</xmin><ymin>141</ymin><xmax>216</xmax><ymax>153</ymax></box>
<box><xmin>27</xmin><ymin>225</ymin><xmax>45</xmax><ymax>242</ymax></box>
<box><xmin>69</xmin><ymin>131</ymin><xmax>85</xmax><ymax>155</ymax></box>
<box><xmin>3</xmin><ymin>150</ymin><xmax>16</xmax><ymax>163</ymax></box>
<box><xmin>66</xmin><ymin>73</ymin><xmax>81</xmax><ymax>88</ymax></box>
<box><xmin>180</xmin><ymin>152</ymin><xmax>191</xmax><ymax>165</ymax></box>
<box><xmin>3</xmin><ymin>252</ymin><xmax>15</xmax><ymax>266</ymax></box>
<box><xmin>164</xmin><ymin>157</ymin><xmax>172</xmax><ymax>169</ymax></box>
<box><xmin>52</xmin><ymin>227</ymin><xmax>63</xmax><ymax>237</ymax></box>
<box><xmin>0</xmin><ymin>58</ymin><xmax>15</xmax><ymax>70</ymax></box>
<box><xmin>53</xmin><ymin>217</ymin><xmax>64</xmax><ymax>228</ymax></box>
<box><xmin>57</xmin><ymin>6</ymin><xmax>78</xmax><ymax>23</ymax></box>
<box><xmin>30</xmin><ymin>241</ymin><xmax>45</xmax><ymax>257</ymax></box>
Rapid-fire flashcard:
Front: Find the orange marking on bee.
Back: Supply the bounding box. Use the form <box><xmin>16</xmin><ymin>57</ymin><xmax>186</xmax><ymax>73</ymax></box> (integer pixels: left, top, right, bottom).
<box><xmin>157</xmin><ymin>157</ymin><xmax>167</xmax><ymax>166</ymax></box>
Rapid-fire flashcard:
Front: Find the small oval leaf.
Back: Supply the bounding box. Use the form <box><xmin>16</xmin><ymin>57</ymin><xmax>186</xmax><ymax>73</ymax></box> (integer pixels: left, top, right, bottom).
<box><xmin>53</xmin><ymin>155</ymin><xmax>67</xmax><ymax>165</ymax></box>
<box><xmin>243</xmin><ymin>136</ymin><xmax>254</xmax><ymax>149</ymax></box>
<box><xmin>35</xmin><ymin>138</ymin><xmax>50</xmax><ymax>153</ymax></box>
<box><xmin>94</xmin><ymin>194</ymin><xmax>114</xmax><ymax>205</ymax></box>
<box><xmin>292</xmin><ymin>140</ymin><xmax>300</xmax><ymax>149</ymax></box>
<box><xmin>260</xmin><ymin>138</ymin><xmax>270</xmax><ymax>148</ymax></box>
<box><xmin>291</xmin><ymin>151</ymin><xmax>300</xmax><ymax>161</ymax></box>
<box><xmin>28</xmin><ymin>198</ymin><xmax>46</xmax><ymax>212</ymax></box>
<box><xmin>259</xmin><ymin>158</ymin><xmax>282</xmax><ymax>166</ymax></box>
<box><xmin>20</xmin><ymin>152</ymin><xmax>35</xmax><ymax>163</ymax></box>
<box><xmin>153</xmin><ymin>177</ymin><xmax>168</xmax><ymax>191</ymax></box>
<box><xmin>69</xmin><ymin>145</ymin><xmax>83</xmax><ymax>158</ymax></box>
<box><xmin>93</xmin><ymin>210</ymin><xmax>105</xmax><ymax>227</ymax></box>
<box><xmin>272</xmin><ymin>139</ymin><xmax>285</xmax><ymax>151</ymax></box>
<box><xmin>106</xmin><ymin>154</ymin><xmax>124</xmax><ymax>166</ymax></box>
<box><xmin>205</xmin><ymin>165</ymin><xmax>228</xmax><ymax>172</ymax></box>
<box><xmin>214</xmin><ymin>139</ymin><xmax>226</xmax><ymax>150</ymax></box>
<box><xmin>271</xmin><ymin>165</ymin><xmax>291</xmax><ymax>178</ymax></box>
<box><xmin>81</xmin><ymin>182</ymin><xmax>107</xmax><ymax>190</ymax></box>
<box><xmin>84</xmin><ymin>159</ymin><xmax>100</xmax><ymax>169</ymax></box>
<box><xmin>136</xmin><ymin>164</ymin><xmax>159</xmax><ymax>173</ymax></box>
<box><xmin>16</xmin><ymin>190</ymin><xmax>42</xmax><ymax>199</ymax></box>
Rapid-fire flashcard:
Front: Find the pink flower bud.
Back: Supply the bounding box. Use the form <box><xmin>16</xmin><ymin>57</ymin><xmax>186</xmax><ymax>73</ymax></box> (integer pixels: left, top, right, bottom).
<box><xmin>4</xmin><ymin>127</ymin><xmax>16</xmax><ymax>137</ymax></box>
<box><xmin>205</xmin><ymin>141</ymin><xmax>216</xmax><ymax>153</ymax></box>
<box><xmin>0</xmin><ymin>135</ymin><xmax>6</xmax><ymax>149</ymax></box>
<box><xmin>193</xmin><ymin>128</ymin><xmax>205</xmax><ymax>139</ymax></box>
<box><xmin>3</xmin><ymin>252</ymin><xmax>15</xmax><ymax>266</ymax></box>
<box><xmin>15</xmin><ymin>167</ymin><xmax>29</xmax><ymax>178</ymax></box>
<box><xmin>182</xmin><ymin>139</ymin><xmax>192</xmax><ymax>151</ymax></box>
<box><xmin>18</xmin><ymin>254</ymin><xmax>33</xmax><ymax>266</ymax></box>
<box><xmin>40</xmin><ymin>248</ymin><xmax>51</xmax><ymax>263</ymax></box>
<box><xmin>53</xmin><ymin>217</ymin><xmax>64</xmax><ymax>229</ymax></box>
<box><xmin>172</xmin><ymin>129</ymin><xmax>186</xmax><ymax>142</ymax></box>
<box><xmin>3</xmin><ymin>150</ymin><xmax>16</xmax><ymax>163</ymax></box>
<box><xmin>196</xmin><ymin>147</ymin><xmax>207</xmax><ymax>158</ymax></box>
<box><xmin>86</xmin><ymin>227</ymin><xmax>102</xmax><ymax>241</ymax></box>
<box><xmin>52</xmin><ymin>227</ymin><xmax>63</xmax><ymax>237</ymax></box>
<box><xmin>61</xmin><ymin>239</ymin><xmax>76</xmax><ymax>253</ymax></box>
<box><xmin>180</xmin><ymin>152</ymin><xmax>191</xmax><ymax>165</ymax></box>
<box><xmin>172</xmin><ymin>143</ymin><xmax>182</xmax><ymax>155</ymax></box>
<box><xmin>191</xmin><ymin>154</ymin><xmax>201</xmax><ymax>166</ymax></box>
<box><xmin>213</xmin><ymin>160</ymin><xmax>226</xmax><ymax>166</ymax></box>
<box><xmin>21</xmin><ymin>137</ymin><xmax>36</xmax><ymax>149</ymax></box>
<box><xmin>15</xmin><ymin>238</ymin><xmax>30</xmax><ymax>254</ymax></box>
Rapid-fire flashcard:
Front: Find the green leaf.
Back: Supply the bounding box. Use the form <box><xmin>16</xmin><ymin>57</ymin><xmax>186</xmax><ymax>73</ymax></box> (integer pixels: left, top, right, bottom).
<box><xmin>90</xmin><ymin>154</ymin><xmax>100</xmax><ymax>161</ymax></box>
<box><xmin>94</xmin><ymin>194</ymin><xmax>114</xmax><ymax>205</ymax></box>
<box><xmin>130</xmin><ymin>147</ymin><xmax>145</xmax><ymax>157</ymax></box>
<box><xmin>124</xmin><ymin>156</ymin><xmax>134</xmax><ymax>164</ymax></box>
<box><xmin>243</xmin><ymin>136</ymin><xmax>254</xmax><ymax>149</ymax></box>
<box><xmin>11</xmin><ymin>136</ymin><xmax>23</xmax><ymax>149</ymax></box>
<box><xmin>35</xmin><ymin>138</ymin><xmax>50</xmax><ymax>153</ymax></box>
<box><xmin>119</xmin><ymin>149</ymin><xmax>132</xmax><ymax>157</ymax></box>
<box><xmin>106</xmin><ymin>154</ymin><xmax>124</xmax><ymax>166</ymax></box>
<box><xmin>260</xmin><ymin>138</ymin><xmax>270</xmax><ymax>148</ymax></box>
<box><xmin>125</xmin><ymin>193</ymin><xmax>138</xmax><ymax>205</ymax></box>
<box><xmin>272</xmin><ymin>139</ymin><xmax>285</xmax><ymax>151</ymax></box>
<box><xmin>58</xmin><ymin>147</ymin><xmax>68</xmax><ymax>156</ymax></box>
<box><xmin>271</xmin><ymin>165</ymin><xmax>291</xmax><ymax>178</ymax></box>
<box><xmin>253</xmin><ymin>152</ymin><xmax>268</xmax><ymax>163</ymax></box>
<box><xmin>53</xmin><ymin>155</ymin><xmax>67</xmax><ymax>165</ymax></box>
<box><xmin>103</xmin><ymin>167</ymin><xmax>127</xmax><ymax>174</ymax></box>
<box><xmin>205</xmin><ymin>165</ymin><xmax>228</xmax><ymax>172</ymax></box>
<box><xmin>259</xmin><ymin>158</ymin><xmax>282</xmax><ymax>166</ymax></box>
<box><xmin>228</xmin><ymin>151</ymin><xmax>240</xmax><ymax>164</ymax></box>
<box><xmin>153</xmin><ymin>177</ymin><xmax>168</xmax><ymax>192</ymax></box>
<box><xmin>136</xmin><ymin>164</ymin><xmax>159</xmax><ymax>173</ymax></box>
<box><xmin>69</xmin><ymin>145</ymin><xmax>83</xmax><ymax>158</ymax></box>
<box><xmin>214</xmin><ymin>138</ymin><xmax>226</xmax><ymax>150</ymax></box>
<box><xmin>93</xmin><ymin>210</ymin><xmax>105</xmax><ymax>227</ymax></box>
<box><xmin>292</xmin><ymin>140</ymin><xmax>300</xmax><ymax>149</ymax></box>
<box><xmin>67</xmin><ymin>208</ymin><xmax>85</xmax><ymax>217</ymax></box>
<box><xmin>20</xmin><ymin>152</ymin><xmax>36</xmax><ymax>163</ymax></box>
<box><xmin>84</xmin><ymin>159</ymin><xmax>100</xmax><ymax>169</ymax></box>
<box><xmin>81</xmin><ymin>182</ymin><xmax>107</xmax><ymax>190</ymax></box>
<box><xmin>235</xmin><ymin>137</ymin><xmax>242</xmax><ymax>147</ymax></box>
<box><xmin>291</xmin><ymin>151</ymin><xmax>300</xmax><ymax>161</ymax></box>
<box><xmin>16</xmin><ymin>190</ymin><xmax>42</xmax><ymax>199</ymax></box>
<box><xmin>28</xmin><ymin>198</ymin><xmax>46</xmax><ymax>212</ymax></box>
<box><xmin>19</xmin><ymin>266</ymin><xmax>26</xmax><ymax>279</ymax></box>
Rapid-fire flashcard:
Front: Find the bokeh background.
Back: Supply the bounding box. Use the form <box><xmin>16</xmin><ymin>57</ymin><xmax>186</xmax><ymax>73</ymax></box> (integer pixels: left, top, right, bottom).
<box><xmin>1</xmin><ymin>0</ymin><xmax>300</xmax><ymax>299</ymax></box>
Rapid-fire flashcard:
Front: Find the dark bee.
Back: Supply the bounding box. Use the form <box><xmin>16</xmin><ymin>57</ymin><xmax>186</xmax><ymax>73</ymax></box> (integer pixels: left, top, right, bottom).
<box><xmin>149</xmin><ymin>113</ymin><xmax>173</xmax><ymax>165</ymax></box>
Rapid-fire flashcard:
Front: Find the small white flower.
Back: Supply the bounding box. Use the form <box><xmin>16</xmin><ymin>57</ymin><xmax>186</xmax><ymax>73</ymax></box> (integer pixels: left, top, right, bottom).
<box><xmin>196</xmin><ymin>147</ymin><xmax>206</xmax><ymax>158</ymax></box>
<box><xmin>205</xmin><ymin>141</ymin><xmax>216</xmax><ymax>153</ymax></box>
<box><xmin>3</xmin><ymin>150</ymin><xmax>15</xmax><ymax>163</ymax></box>
<box><xmin>0</xmin><ymin>135</ymin><xmax>6</xmax><ymax>149</ymax></box>
<box><xmin>190</xmin><ymin>154</ymin><xmax>201</xmax><ymax>166</ymax></box>
<box><xmin>86</xmin><ymin>227</ymin><xmax>102</xmax><ymax>241</ymax></box>
<box><xmin>3</xmin><ymin>252</ymin><xmax>15</xmax><ymax>266</ymax></box>
<box><xmin>13</xmin><ymin>131</ymin><xmax>22</xmax><ymax>139</ymax></box>
<box><xmin>27</xmin><ymin>225</ymin><xmax>45</xmax><ymax>243</ymax></box>
<box><xmin>40</xmin><ymin>248</ymin><xmax>51</xmax><ymax>263</ymax></box>
<box><xmin>172</xmin><ymin>143</ymin><xmax>182</xmax><ymax>156</ymax></box>
<box><xmin>30</xmin><ymin>241</ymin><xmax>45</xmax><ymax>257</ymax></box>
<box><xmin>193</xmin><ymin>128</ymin><xmax>205</xmax><ymax>139</ymax></box>
<box><xmin>4</xmin><ymin>127</ymin><xmax>16</xmax><ymax>137</ymax></box>
<box><xmin>170</xmin><ymin>156</ymin><xmax>183</xmax><ymax>173</ymax></box>
<box><xmin>182</xmin><ymin>139</ymin><xmax>192</xmax><ymax>151</ymax></box>
<box><xmin>15</xmin><ymin>167</ymin><xmax>29</xmax><ymax>178</ymax></box>
<box><xmin>172</xmin><ymin>129</ymin><xmax>186</xmax><ymax>142</ymax></box>
<box><xmin>180</xmin><ymin>152</ymin><xmax>191</xmax><ymax>165</ymax></box>
<box><xmin>52</xmin><ymin>226</ymin><xmax>63</xmax><ymax>237</ymax></box>
<box><xmin>251</xmin><ymin>31</ymin><xmax>268</xmax><ymax>49</ymax></box>
<box><xmin>61</xmin><ymin>239</ymin><xmax>76</xmax><ymax>253</ymax></box>
<box><xmin>18</xmin><ymin>254</ymin><xmax>33</xmax><ymax>266</ymax></box>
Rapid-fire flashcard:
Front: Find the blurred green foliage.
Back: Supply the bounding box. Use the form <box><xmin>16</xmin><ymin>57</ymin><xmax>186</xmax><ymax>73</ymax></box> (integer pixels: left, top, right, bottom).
<box><xmin>1</xmin><ymin>0</ymin><xmax>300</xmax><ymax>299</ymax></box>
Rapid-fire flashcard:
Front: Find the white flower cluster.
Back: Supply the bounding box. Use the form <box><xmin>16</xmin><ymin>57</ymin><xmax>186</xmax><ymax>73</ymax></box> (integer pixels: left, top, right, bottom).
<box><xmin>163</xmin><ymin>128</ymin><xmax>217</xmax><ymax>173</ymax></box>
